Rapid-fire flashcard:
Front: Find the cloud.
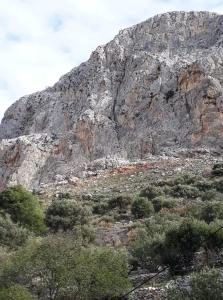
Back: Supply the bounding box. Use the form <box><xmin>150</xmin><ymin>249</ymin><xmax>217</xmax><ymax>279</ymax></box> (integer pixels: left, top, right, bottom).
<box><xmin>0</xmin><ymin>0</ymin><xmax>223</xmax><ymax>120</ymax></box>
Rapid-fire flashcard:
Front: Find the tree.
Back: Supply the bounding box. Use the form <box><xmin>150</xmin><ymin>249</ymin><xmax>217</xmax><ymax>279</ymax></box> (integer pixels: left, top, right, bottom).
<box><xmin>0</xmin><ymin>186</ymin><xmax>45</xmax><ymax>233</ymax></box>
<box><xmin>1</xmin><ymin>234</ymin><xmax>131</xmax><ymax>300</ymax></box>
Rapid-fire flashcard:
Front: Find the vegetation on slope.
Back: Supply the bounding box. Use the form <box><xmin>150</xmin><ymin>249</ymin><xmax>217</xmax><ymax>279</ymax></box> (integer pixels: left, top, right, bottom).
<box><xmin>1</xmin><ymin>163</ymin><xmax>223</xmax><ymax>298</ymax></box>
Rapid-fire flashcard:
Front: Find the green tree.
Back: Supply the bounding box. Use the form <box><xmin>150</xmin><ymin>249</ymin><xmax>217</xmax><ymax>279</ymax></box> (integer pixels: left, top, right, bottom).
<box><xmin>1</xmin><ymin>234</ymin><xmax>130</xmax><ymax>300</ymax></box>
<box><xmin>0</xmin><ymin>186</ymin><xmax>45</xmax><ymax>233</ymax></box>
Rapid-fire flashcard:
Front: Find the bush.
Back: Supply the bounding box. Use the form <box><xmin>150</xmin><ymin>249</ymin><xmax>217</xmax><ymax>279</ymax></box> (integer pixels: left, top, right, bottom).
<box><xmin>152</xmin><ymin>196</ymin><xmax>176</xmax><ymax>213</ymax></box>
<box><xmin>169</xmin><ymin>184</ymin><xmax>201</xmax><ymax>199</ymax></box>
<box><xmin>159</xmin><ymin>174</ymin><xmax>201</xmax><ymax>187</ymax></box>
<box><xmin>211</xmin><ymin>178</ymin><xmax>223</xmax><ymax>193</ymax></box>
<box><xmin>167</xmin><ymin>269</ymin><xmax>223</xmax><ymax>300</ymax></box>
<box><xmin>0</xmin><ymin>284</ymin><xmax>35</xmax><ymax>300</ymax></box>
<box><xmin>207</xmin><ymin>220</ymin><xmax>223</xmax><ymax>250</ymax></box>
<box><xmin>201</xmin><ymin>189</ymin><xmax>221</xmax><ymax>201</ymax></box>
<box><xmin>0</xmin><ymin>186</ymin><xmax>45</xmax><ymax>233</ymax></box>
<box><xmin>45</xmin><ymin>199</ymin><xmax>91</xmax><ymax>232</ymax></box>
<box><xmin>144</xmin><ymin>212</ymin><xmax>182</xmax><ymax>237</ymax></box>
<box><xmin>1</xmin><ymin>234</ymin><xmax>131</xmax><ymax>299</ymax></box>
<box><xmin>194</xmin><ymin>180</ymin><xmax>213</xmax><ymax>192</ymax></box>
<box><xmin>187</xmin><ymin>203</ymin><xmax>223</xmax><ymax>223</ymax></box>
<box><xmin>72</xmin><ymin>224</ymin><xmax>96</xmax><ymax>244</ymax></box>
<box><xmin>212</xmin><ymin>163</ymin><xmax>223</xmax><ymax>177</ymax></box>
<box><xmin>108</xmin><ymin>195</ymin><xmax>132</xmax><ymax>210</ymax></box>
<box><xmin>0</xmin><ymin>214</ymin><xmax>29</xmax><ymax>249</ymax></box>
<box><xmin>160</xmin><ymin>220</ymin><xmax>209</xmax><ymax>274</ymax></box>
<box><xmin>92</xmin><ymin>201</ymin><xmax>109</xmax><ymax>214</ymax></box>
<box><xmin>131</xmin><ymin>197</ymin><xmax>154</xmax><ymax>219</ymax></box>
<box><xmin>130</xmin><ymin>231</ymin><xmax>165</xmax><ymax>271</ymax></box>
<box><xmin>140</xmin><ymin>185</ymin><xmax>163</xmax><ymax>200</ymax></box>
<box><xmin>201</xmin><ymin>203</ymin><xmax>223</xmax><ymax>223</ymax></box>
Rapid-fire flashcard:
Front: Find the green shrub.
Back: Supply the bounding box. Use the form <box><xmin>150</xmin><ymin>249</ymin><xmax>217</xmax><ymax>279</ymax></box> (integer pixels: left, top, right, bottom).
<box><xmin>0</xmin><ymin>284</ymin><xmax>35</xmax><ymax>300</ymax></box>
<box><xmin>130</xmin><ymin>231</ymin><xmax>165</xmax><ymax>271</ymax></box>
<box><xmin>187</xmin><ymin>203</ymin><xmax>223</xmax><ymax>223</ymax></box>
<box><xmin>72</xmin><ymin>224</ymin><xmax>96</xmax><ymax>244</ymax></box>
<box><xmin>169</xmin><ymin>184</ymin><xmax>201</xmax><ymax>199</ymax></box>
<box><xmin>211</xmin><ymin>178</ymin><xmax>223</xmax><ymax>193</ymax></box>
<box><xmin>0</xmin><ymin>186</ymin><xmax>45</xmax><ymax>233</ymax></box>
<box><xmin>1</xmin><ymin>234</ymin><xmax>131</xmax><ymax>299</ymax></box>
<box><xmin>167</xmin><ymin>269</ymin><xmax>223</xmax><ymax>300</ymax></box>
<box><xmin>93</xmin><ymin>201</ymin><xmax>109</xmax><ymax>214</ymax></box>
<box><xmin>194</xmin><ymin>180</ymin><xmax>213</xmax><ymax>192</ymax></box>
<box><xmin>145</xmin><ymin>212</ymin><xmax>182</xmax><ymax>237</ymax></box>
<box><xmin>131</xmin><ymin>197</ymin><xmax>154</xmax><ymax>219</ymax></box>
<box><xmin>160</xmin><ymin>220</ymin><xmax>209</xmax><ymax>274</ymax></box>
<box><xmin>212</xmin><ymin>163</ymin><xmax>223</xmax><ymax>177</ymax></box>
<box><xmin>159</xmin><ymin>174</ymin><xmax>201</xmax><ymax>187</ymax></box>
<box><xmin>108</xmin><ymin>195</ymin><xmax>132</xmax><ymax>210</ymax></box>
<box><xmin>207</xmin><ymin>220</ymin><xmax>223</xmax><ymax>250</ymax></box>
<box><xmin>0</xmin><ymin>214</ymin><xmax>29</xmax><ymax>249</ymax></box>
<box><xmin>45</xmin><ymin>199</ymin><xmax>91</xmax><ymax>232</ymax></box>
<box><xmin>201</xmin><ymin>203</ymin><xmax>223</xmax><ymax>223</ymax></box>
<box><xmin>201</xmin><ymin>189</ymin><xmax>222</xmax><ymax>201</ymax></box>
<box><xmin>140</xmin><ymin>185</ymin><xmax>164</xmax><ymax>200</ymax></box>
<box><xmin>152</xmin><ymin>196</ymin><xmax>176</xmax><ymax>213</ymax></box>
<box><xmin>56</xmin><ymin>192</ymin><xmax>71</xmax><ymax>199</ymax></box>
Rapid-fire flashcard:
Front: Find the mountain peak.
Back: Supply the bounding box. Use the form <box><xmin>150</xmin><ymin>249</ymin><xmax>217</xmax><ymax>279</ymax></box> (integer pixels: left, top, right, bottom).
<box><xmin>1</xmin><ymin>11</ymin><xmax>223</xmax><ymax>189</ymax></box>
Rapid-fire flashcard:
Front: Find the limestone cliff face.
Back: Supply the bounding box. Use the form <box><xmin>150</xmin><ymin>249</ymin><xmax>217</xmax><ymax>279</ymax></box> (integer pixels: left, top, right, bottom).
<box><xmin>1</xmin><ymin>11</ymin><xmax>223</xmax><ymax>189</ymax></box>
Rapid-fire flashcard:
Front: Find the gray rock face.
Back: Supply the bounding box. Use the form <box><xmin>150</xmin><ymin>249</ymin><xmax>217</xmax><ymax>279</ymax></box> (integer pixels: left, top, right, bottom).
<box><xmin>1</xmin><ymin>11</ymin><xmax>223</xmax><ymax>188</ymax></box>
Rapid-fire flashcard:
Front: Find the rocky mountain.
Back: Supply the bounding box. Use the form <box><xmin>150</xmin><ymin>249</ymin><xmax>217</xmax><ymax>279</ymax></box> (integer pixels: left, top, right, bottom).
<box><xmin>1</xmin><ymin>11</ymin><xmax>223</xmax><ymax>189</ymax></box>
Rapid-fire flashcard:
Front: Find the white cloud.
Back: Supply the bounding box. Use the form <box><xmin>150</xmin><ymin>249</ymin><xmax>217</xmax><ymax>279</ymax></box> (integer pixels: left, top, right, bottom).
<box><xmin>0</xmin><ymin>0</ymin><xmax>223</xmax><ymax>120</ymax></box>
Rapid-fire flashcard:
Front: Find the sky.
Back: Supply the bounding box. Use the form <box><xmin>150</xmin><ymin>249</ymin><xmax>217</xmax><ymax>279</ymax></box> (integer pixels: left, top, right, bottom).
<box><xmin>1</xmin><ymin>0</ymin><xmax>223</xmax><ymax>120</ymax></box>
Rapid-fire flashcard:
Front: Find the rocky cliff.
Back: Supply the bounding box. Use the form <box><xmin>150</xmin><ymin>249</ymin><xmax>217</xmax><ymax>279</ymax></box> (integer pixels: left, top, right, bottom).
<box><xmin>1</xmin><ymin>11</ymin><xmax>223</xmax><ymax>189</ymax></box>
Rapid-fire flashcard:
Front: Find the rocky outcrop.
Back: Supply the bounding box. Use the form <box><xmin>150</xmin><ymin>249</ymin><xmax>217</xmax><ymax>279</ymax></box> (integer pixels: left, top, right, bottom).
<box><xmin>1</xmin><ymin>11</ymin><xmax>223</xmax><ymax>189</ymax></box>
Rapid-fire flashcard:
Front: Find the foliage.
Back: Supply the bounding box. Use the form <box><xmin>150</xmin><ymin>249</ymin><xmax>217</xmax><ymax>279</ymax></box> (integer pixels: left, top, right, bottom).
<box><xmin>157</xmin><ymin>174</ymin><xmax>201</xmax><ymax>187</ymax></box>
<box><xmin>169</xmin><ymin>184</ymin><xmax>201</xmax><ymax>199</ymax></box>
<box><xmin>131</xmin><ymin>197</ymin><xmax>154</xmax><ymax>219</ymax></box>
<box><xmin>92</xmin><ymin>202</ymin><xmax>109</xmax><ymax>214</ymax></box>
<box><xmin>187</xmin><ymin>202</ymin><xmax>223</xmax><ymax>223</ymax></box>
<box><xmin>0</xmin><ymin>186</ymin><xmax>45</xmax><ymax>233</ymax></box>
<box><xmin>72</xmin><ymin>224</ymin><xmax>96</xmax><ymax>244</ymax></box>
<box><xmin>201</xmin><ymin>189</ymin><xmax>222</xmax><ymax>201</ymax></box>
<box><xmin>130</xmin><ymin>231</ymin><xmax>165</xmax><ymax>271</ymax></box>
<box><xmin>0</xmin><ymin>284</ymin><xmax>35</xmax><ymax>300</ymax></box>
<box><xmin>212</xmin><ymin>163</ymin><xmax>223</xmax><ymax>177</ymax></box>
<box><xmin>160</xmin><ymin>220</ymin><xmax>209</xmax><ymax>274</ymax></box>
<box><xmin>0</xmin><ymin>214</ymin><xmax>29</xmax><ymax>249</ymax></box>
<box><xmin>152</xmin><ymin>196</ymin><xmax>176</xmax><ymax>213</ymax></box>
<box><xmin>45</xmin><ymin>199</ymin><xmax>91</xmax><ymax>232</ymax></box>
<box><xmin>1</xmin><ymin>234</ymin><xmax>131</xmax><ymax>300</ymax></box>
<box><xmin>167</xmin><ymin>269</ymin><xmax>223</xmax><ymax>300</ymax></box>
<box><xmin>211</xmin><ymin>178</ymin><xmax>223</xmax><ymax>193</ymax></box>
<box><xmin>108</xmin><ymin>195</ymin><xmax>132</xmax><ymax>210</ymax></box>
<box><xmin>144</xmin><ymin>212</ymin><xmax>182</xmax><ymax>237</ymax></box>
<box><xmin>140</xmin><ymin>185</ymin><xmax>164</xmax><ymax>200</ymax></box>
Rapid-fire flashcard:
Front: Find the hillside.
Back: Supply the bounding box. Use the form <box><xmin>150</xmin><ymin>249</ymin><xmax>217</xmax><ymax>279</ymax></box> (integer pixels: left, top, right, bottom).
<box><xmin>1</xmin><ymin>11</ymin><xmax>223</xmax><ymax>189</ymax></box>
